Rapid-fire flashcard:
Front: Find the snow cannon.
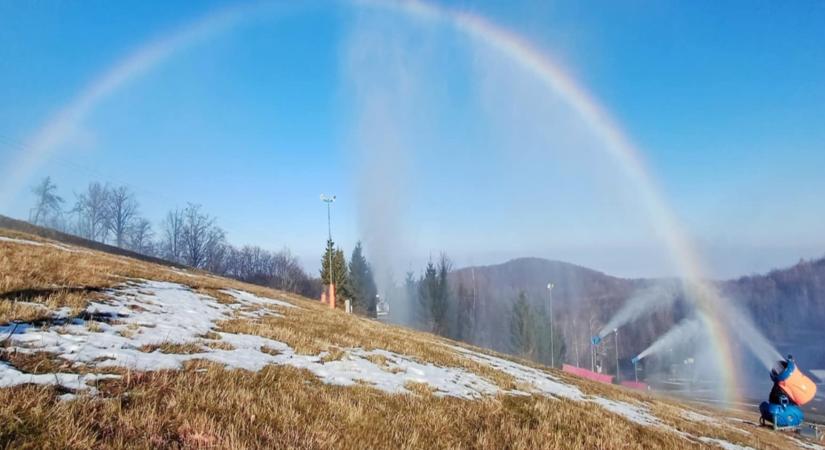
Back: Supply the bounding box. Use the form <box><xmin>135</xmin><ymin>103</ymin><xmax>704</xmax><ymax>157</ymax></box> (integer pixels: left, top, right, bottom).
<box><xmin>770</xmin><ymin>355</ymin><xmax>817</xmax><ymax>406</ymax></box>
<box><xmin>631</xmin><ymin>356</ymin><xmax>640</xmax><ymax>366</ymax></box>
<box><xmin>591</xmin><ymin>336</ymin><xmax>602</xmax><ymax>346</ymax></box>
<box><xmin>759</xmin><ymin>355</ymin><xmax>817</xmax><ymax>430</ymax></box>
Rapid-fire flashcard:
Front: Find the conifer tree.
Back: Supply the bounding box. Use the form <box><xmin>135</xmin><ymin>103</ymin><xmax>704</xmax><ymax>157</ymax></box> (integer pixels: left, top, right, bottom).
<box><xmin>432</xmin><ymin>254</ymin><xmax>451</xmax><ymax>336</ymax></box>
<box><xmin>349</xmin><ymin>242</ymin><xmax>378</xmax><ymax>315</ymax></box>
<box><xmin>509</xmin><ymin>291</ymin><xmax>536</xmax><ymax>357</ymax></box>
<box><xmin>320</xmin><ymin>239</ymin><xmax>351</xmax><ymax>307</ymax></box>
<box><xmin>535</xmin><ymin>310</ymin><xmax>566</xmax><ymax>368</ymax></box>
<box><xmin>417</xmin><ymin>260</ymin><xmax>437</xmax><ymax>330</ymax></box>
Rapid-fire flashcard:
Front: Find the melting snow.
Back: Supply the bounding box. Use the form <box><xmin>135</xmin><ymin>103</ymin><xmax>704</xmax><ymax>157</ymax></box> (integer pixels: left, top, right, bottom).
<box><xmin>0</xmin><ymin>236</ymin><xmax>45</xmax><ymax>246</ymax></box>
<box><xmin>0</xmin><ymin>361</ymin><xmax>117</xmax><ymax>393</ymax></box>
<box><xmin>452</xmin><ymin>345</ymin><xmax>663</xmax><ymax>427</ymax></box>
<box><xmin>0</xmin><ymin>236</ymin><xmax>83</xmax><ymax>253</ymax></box>
<box><xmin>0</xmin><ymin>279</ymin><xmax>794</xmax><ymax>449</ymax></box>
<box><xmin>698</xmin><ymin>437</ymin><xmax>753</xmax><ymax>450</ymax></box>
<box><xmin>791</xmin><ymin>437</ymin><xmax>825</xmax><ymax>450</ymax></box>
<box><xmin>0</xmin><ymin>281</ymin><xmax>494</xmax><ymax>398</ymax></box>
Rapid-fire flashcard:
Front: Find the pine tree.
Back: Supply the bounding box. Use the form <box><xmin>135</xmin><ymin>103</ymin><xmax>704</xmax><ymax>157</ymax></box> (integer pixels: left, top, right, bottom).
<box><xmin>349</xmin><ymin>242</ymin><xmax>378</xmax><ymax>315</ymax></box>
<box><xmin>509</xmin><ymin>291</ymin><xmax>536</xmax><ymax>357</ymax></box>
<box><xmin>402</xmin><ymin>271</ymin><xmax>417</xmax><ymax>325</ymax></box>
<box><xmin>319</xmin><ymin>239</ymin><xmax>351</xmax><ymax>308</ymax></box>
<box><xmin>417</xmin><ymin>260</ymin><xmax>437</xmax><ymax>330</ymax></box>
<box><xmin>535</xmin><ymin>311</ymin><xmax>566</xmax><ymax>368</ymax></box>
<box><xmin>432</xmin><ymin>254</ymin><xmax>451</xmax><ymax>336</ymax></box>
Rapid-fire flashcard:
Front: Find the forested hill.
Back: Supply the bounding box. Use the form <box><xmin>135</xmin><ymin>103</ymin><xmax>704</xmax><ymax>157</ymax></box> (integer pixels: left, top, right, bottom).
<box><xmin>722</xmin><ymin>256</ymin><xmax>825</xmax><ymax>367</ymax></box>
<box><xmin>450</xmin><ymin>255</ymin><xmax>825</xmax><ymax>372</ymax></box>
<box><xmin>448</xmin><ymin>258</ymin><xmax>676</xmax><ymax>372</ymax></box>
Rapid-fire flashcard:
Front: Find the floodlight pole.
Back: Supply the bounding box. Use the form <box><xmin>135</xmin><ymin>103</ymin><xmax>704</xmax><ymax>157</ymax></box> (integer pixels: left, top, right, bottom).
<box><xmin>589</xmin><ymin>316</ymin><xmax>596</xmax><ymax>372</ymax></box>
<box><xmin>547</xmin><ymin>283</ymin><xmax>555</xmax><ymax>368</ymax></box>
<box><xmin>320</xmin><ymin>194</ymin><xmax>336</xmax><ymax>291</ymax></box>
<box><xmin>614</xmin><ymin>328</ymin><xmax>620</xmax><ymax>383</ymax></box>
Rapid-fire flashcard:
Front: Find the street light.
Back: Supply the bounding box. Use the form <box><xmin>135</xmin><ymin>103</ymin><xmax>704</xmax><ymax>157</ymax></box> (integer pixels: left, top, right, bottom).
<box><xmin>547</xmin><ymin>282</ymin><xmax>555</xmax><ymax>367</ymax></box>
<box><xmin>320</xmin><ymin>194</ymin><xmax>336</xmax><ymax>309</ymax></box>
<box><xmin>320</xmin><ymin>194</ymin><xmax>336</xmax><ymax>286</ymax></box>
<box><xmin>614</xmin><ymin>328</ymin><xmax>620</xmax><ymax>383</ymax></box>
<box><xmin>589</xmin><ymin>316</ymin><xmax>597</xmax><ymax>372</ymax></box>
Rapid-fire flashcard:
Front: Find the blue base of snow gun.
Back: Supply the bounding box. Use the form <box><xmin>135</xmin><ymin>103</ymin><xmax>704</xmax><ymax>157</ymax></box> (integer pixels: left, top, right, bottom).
<box><xmin>760</xmin><ymin>401</ymin><xmax>804</xmax><ymax>430</ymax></box>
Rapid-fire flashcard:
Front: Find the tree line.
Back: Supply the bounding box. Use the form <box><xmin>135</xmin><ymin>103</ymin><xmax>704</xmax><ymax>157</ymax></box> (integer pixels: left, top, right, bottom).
<box><xmin>28</xmin><ymin>177</ymin><xmax>319</xmax><ymax>297</ymax></box>
<box><xmin>32</xmin><ymin>176</ymin><xmax>567</xmax><ymax>368</ymax></box>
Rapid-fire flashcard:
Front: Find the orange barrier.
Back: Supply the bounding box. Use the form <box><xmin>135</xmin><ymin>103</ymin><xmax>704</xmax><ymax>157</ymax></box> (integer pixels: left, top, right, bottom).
<box><xmin>562</xmin><ymin>364</ymin><xmax>614</xmax><ymax>384</ymax></box>
<box><xmin>329</xmin><ymin>283</ymin><xmax>336</xmax><ymax>309</ymax></box>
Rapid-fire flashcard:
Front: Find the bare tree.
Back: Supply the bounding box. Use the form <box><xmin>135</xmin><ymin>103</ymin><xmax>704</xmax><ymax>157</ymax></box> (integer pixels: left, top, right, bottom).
<box><xmin>72</xmin><ymin>182</ymin><xmax>110</xmax><ymax>242</ymax></box>
<box><xmin>202</xmin><ymin>226</ymin><xmax>228</xmax><ymax>274</ymax></box>
<box><xmin>161</xmin><ymin>208</ymin><xmax>185</xmax><ymax>263</ymax></box>
<box><xmin>128</xmin><ymin>218</ymin><xmax>155</xmax><ymax>255</ymax></box>
<box><xmin>180</xmin><ymin>203</ymin><xmax>224</xmax><ymax>269</ymax></box>
<box><xmin>29</xmin><ymin>176</ymin><xmax>64</xmax><ymax>227</ymax></box>
<box><xmin>270</xmin><ymin>248</ymin><xmax>307</xmax><ymax>293</ymax></box>
<box><xmin>223</xmin><ymin>244</ymin><xmax>317</xmax><ymax>297</ymax></box>
<box><xmin>106</xmin><ymin>186</ymin><xmax>139</xmax><ymax>248</ymax></box>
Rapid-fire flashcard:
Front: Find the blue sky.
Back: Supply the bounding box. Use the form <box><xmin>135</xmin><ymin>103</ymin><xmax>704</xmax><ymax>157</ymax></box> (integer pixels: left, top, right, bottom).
<box><xmin>1</xmin><ymin>0</ymin><xmax>823</xmax><ymax>279</ymax></box>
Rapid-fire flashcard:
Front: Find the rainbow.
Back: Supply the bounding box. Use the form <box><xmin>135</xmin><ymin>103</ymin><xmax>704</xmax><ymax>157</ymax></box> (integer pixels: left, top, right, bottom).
<box><xmin>1</xmin><ymin>0</ymin><xmax>742</xmax><ymax>402</ymax></box>
<box><xmin>386</xmin><ymin>0</ymin><xmax>743</xmax><ymax>402</ymax></box>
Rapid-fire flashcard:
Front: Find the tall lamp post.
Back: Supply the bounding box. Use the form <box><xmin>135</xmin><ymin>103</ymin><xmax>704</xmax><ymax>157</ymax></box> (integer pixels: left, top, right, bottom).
<box><xmin>614</xmin><ymin>328</ymin><xmax>620</xmax><ymax>383</ymax></box>
<box><xmin>589</xmin><ymin>316</ymin><xmax>597</xmax><ymax>372</ymax></box>
<box><xmin>321</xmin><ymin>194</ymin><xmax>336</xmax><ymax>308</ymax></box>
<box><xmin>547</xmin><ymin>282</ymin><xmax>555</xmax><ymax>367</ymax></box>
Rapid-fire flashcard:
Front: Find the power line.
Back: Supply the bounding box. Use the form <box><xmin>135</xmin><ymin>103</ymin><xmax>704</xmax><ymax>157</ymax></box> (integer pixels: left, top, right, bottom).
<box><xmin>0</xmin><ymin>133</ymin><xmax>181</xmax><ymax>206</ymax></box>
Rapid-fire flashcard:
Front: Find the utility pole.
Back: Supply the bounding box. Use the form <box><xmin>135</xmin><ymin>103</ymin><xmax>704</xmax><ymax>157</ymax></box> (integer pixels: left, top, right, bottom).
<box><xmin>614</xmin><ymin>328</ymin><xmax>620</xmax><ymax>383</ymax></box>
<box><xmin>589</xmin><ymin>316</ymin><xmax>597</xmax><ymax>372</ymax></box>
<box><xmin>320</xmin><ymin>194</ymin><xmax>336</xmax><ymax>308</ymax></box>
<box><xmin>547</xmin><ymin>283</ymin><xmax>555</xmax><ymax>367</ymax></box>
<box><xmin>572</xmin><ymin>318</ymin><xmax>580</xmax><ymax>367</ymax></box>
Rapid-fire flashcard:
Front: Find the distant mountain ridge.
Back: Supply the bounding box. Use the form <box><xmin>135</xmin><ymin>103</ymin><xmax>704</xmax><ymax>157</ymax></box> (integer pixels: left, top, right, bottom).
<box><xmin>450</xmin><ymin>254</ymin><xmax>825</xmax><ymax>370</ymax></box>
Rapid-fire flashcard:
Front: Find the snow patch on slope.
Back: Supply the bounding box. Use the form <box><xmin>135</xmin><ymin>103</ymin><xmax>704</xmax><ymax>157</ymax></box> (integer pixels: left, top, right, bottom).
<box><xmin>0</xmin><ymin>280</ymin><xmax>792</xmax><ymax>449</ymax></box>
<box><xmin>0</xmin><ymin>281</ymin><xmax>495</xmax><ymax>398</ymax></box>
<box><xmin>698</xmin><ymin>437</ymin><xmax>754</xmax><ymax>450</ymax></box>
<box><xmin>0</xmin><ymin>236</ymin><xmax>81</xmax><ymax>253</ymax></box>
<box><xmin>453</xmin><ymin>345</ymin><xmax>662</xmax><ymax>427</ymax></box>
<box><xmin>0</xmin><ymin>361</ymin><xmax>117</xmax><ymax>393</ymax></box>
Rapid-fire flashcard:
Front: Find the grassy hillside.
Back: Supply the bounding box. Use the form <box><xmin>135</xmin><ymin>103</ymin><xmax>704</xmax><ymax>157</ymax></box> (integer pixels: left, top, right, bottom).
<box><xmin>0</xmin><ymin>229</ymin><xmax>817</xmax><ymax>449</ymax></box>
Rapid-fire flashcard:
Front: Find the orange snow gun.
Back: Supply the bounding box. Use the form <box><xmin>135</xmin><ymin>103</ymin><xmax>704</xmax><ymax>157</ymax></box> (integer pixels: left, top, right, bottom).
<box><xmin>771</xmin><ymin>355</ymin><xmax>817</xmax><ymax>406</ymax></box>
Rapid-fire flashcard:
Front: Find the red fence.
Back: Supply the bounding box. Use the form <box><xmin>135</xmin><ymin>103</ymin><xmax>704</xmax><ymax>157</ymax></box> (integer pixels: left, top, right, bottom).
<box><xmin>562</xmin><ymin>364</ymin><xmax>614</xmax><ymax>384</ymax></box>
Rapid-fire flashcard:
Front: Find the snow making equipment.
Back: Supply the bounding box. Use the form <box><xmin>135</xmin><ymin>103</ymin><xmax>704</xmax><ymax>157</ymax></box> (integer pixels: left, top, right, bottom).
<box><xmin>759</xmin><ymin>355</ymin><xmax>817</xmax><ymax>430</ymax></box>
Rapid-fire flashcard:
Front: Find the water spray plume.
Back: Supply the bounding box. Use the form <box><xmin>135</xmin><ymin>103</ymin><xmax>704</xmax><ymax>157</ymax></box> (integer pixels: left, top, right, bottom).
<box><xmin>597</xmin><ymin>283</ymin><xmax>679</xmax><ymax>339</ymax></box>
<box><xmin>635</xmin><ymin>316</ymin><xmax>705</xmax><ymax>362</ymax></box>
<box><xmin>713</xmin><ymin>299</ymin><xmax>782</xmax><ymax>370</ymax></box>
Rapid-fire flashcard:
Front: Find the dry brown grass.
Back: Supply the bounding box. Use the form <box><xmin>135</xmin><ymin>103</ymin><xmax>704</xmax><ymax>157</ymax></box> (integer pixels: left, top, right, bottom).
<box><xmin>260</xmin><ymin>346</ymin><xmax>282</xmax><ymax>356</ymax></box>
<box><xmin>201</xmin><ymin>340</ymin><xmax>235</xmax><ymax>351</ymax></box>
<box><xmin>0</xmin><ymin>363</ymin><xmax>700</xmax><ymax>449</ymax></box>
<box><xmin>320</xmin><ymin>347</ymin><xmax>347</xmax><ymax>363</ymax></box>
<box><xmin>0</xmin><ymin>229</ymin><xmax>807</xmax><ymax>449</ymax></box>
<box><xmin>140</xmin><ymin>342</ymin><xmax>204</xmax><ymax>355</ymax></box>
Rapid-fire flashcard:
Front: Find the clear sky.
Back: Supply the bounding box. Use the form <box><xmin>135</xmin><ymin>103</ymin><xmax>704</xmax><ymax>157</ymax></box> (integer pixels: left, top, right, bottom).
<box><xmin>1</xmin><ymin>0</ymin><xmax>823</xmax><ymax>279</ymax></box>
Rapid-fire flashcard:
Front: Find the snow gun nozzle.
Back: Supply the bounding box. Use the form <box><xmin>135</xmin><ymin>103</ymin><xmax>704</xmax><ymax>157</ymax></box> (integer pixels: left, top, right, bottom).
<box><xmin>631</xmin><ymin>357</ymin><xmax>639</xmax><ymax>365</ymax></box>
<box><xmin>591</xmin><ymin>336</ymin><xmax>601</xmax><ymax>346</ymax></box>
